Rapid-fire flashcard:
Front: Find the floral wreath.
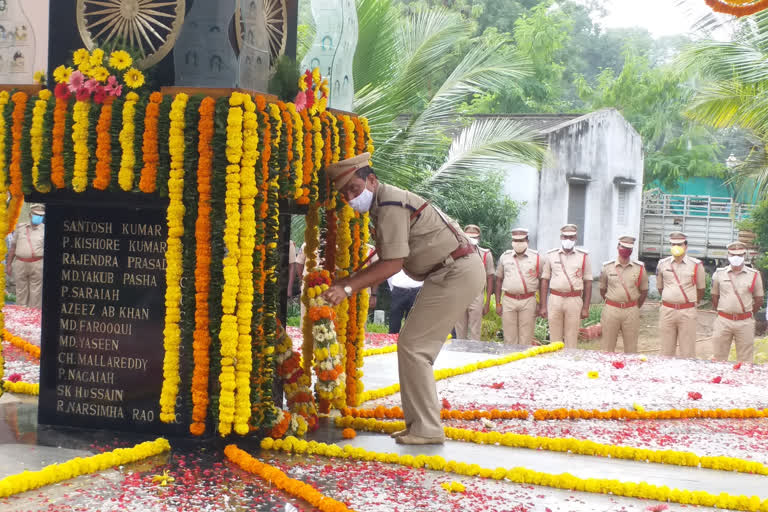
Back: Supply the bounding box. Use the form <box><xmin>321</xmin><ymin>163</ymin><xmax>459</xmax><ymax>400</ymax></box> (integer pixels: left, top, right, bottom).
<box><xmin>51</xmin><ymin>47</ymin><xmax>146</xmax><ymax>103</ymax></box>
<box><xmin>295</xmin><ymin>68</ymin><xmax>329</xmax><ymax>115</ymax></box>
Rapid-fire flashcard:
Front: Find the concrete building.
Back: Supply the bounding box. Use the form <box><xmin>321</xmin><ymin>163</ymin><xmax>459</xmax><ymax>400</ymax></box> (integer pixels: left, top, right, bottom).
<box><xmin>498</xmin><ymin>109</ymin><xmax>644</xmax><ymax>272</ymax></box>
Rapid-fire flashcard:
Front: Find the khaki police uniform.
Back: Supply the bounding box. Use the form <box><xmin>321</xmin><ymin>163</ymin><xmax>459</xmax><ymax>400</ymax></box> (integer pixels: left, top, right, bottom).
<box><xmin>711</xmin><ymin>256</ymin><xmax>763</xmax><ymax>362</ymax></box>
<box><xmin>370</xmin><ymin>182</ymin><xmax>484</xmax><ymax>439</ymax></box>
<box><xmin>289</xmin><ymin>240</ymin><xmax>296</xmax><ymax>266</ymax></box>
<box><xmin>599</xmin><ymin>258</ymin><xmax>647</xmax><ymax>353</ymax></box>
<box><xmin>656</xmin><ymin>233</ymin><xmax>705</xmax><ymax>358</ymax></box>
<box><xmin>496</xmin><ymin>247</ymin><xmax>539</xmax><ymax>344</ymax></box>
<box><xmin>11</xmin><ymin>204</ymin><xmax>45</xmax><ymax>308</ymax></box>
<box><xmin>455</xmin><ymin>239</ymin><xmax>494</xmax><ymax>341</ymax></box>
<box><xmin>542</xmin><ymin>234</ymin><xmax>592</xmax><ymax>348</ymax></box>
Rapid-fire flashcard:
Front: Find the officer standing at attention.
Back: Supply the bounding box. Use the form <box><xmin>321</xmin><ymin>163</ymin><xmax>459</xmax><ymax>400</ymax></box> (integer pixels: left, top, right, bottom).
<box><xmin>599</xmin><ymin>235</ymin><xmax>648</xmax><ymax>353</ymax></box>
<box><xmin>321</xmin><ymin>153</ymin><xmax>484</xmax><ymax>445</ymax></box>
<box><xmin>454</xmin><ymin>224</ymin><xmax>494</xmax><ymax>340</ymax></box>
<box><xmin>539</xmin><ymin>224</ymin><xmax>592</xmax><ymax>348</ymax></box>
<box><xmin>656</xmin><ymin>231</ymin><xmax>706</xmax><ymax>358</ymax></box>
<box><xmin>711</xmin><ymin>241</ymin><xmax>763</xmax><ymax>363</ymax></box>
<box><xmin>495</xmin><ymin>228</ymin><xmax>540</xmax><ymax>344</ymax></box>
<box><xmin>7</xmin><ymin>203</ymin><xmax>45</xmax><ymax>308</ymax></box>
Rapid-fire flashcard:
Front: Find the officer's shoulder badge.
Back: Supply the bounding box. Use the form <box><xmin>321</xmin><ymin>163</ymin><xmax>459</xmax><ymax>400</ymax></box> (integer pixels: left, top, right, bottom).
<box><xmin>632</xmin><ymin>260</ymin><xmax>645</xmax><ymax>267</ymax></box>
<box><xmin>575</xmin><ymin>248</ymin><xmax>589</xmax><ymax>254</ymax></box>
<box><xmin>547</xmin><ymin>248</ymin><xmax>559</xmax><ymax>254</ymax></box>
<box><xmin>689</xmin><ymin>256</ymin><xmax>703</xmax><ymax>265</ymax></box>
<box><xmin>501</xmin><ymin>249</ymin><xmax>514</xmax><ymax>257</ymax></box>
<box><xmin>602</xmin><ymin>260</ymin><xmax>613</xmax><ymax>267</ymax></box>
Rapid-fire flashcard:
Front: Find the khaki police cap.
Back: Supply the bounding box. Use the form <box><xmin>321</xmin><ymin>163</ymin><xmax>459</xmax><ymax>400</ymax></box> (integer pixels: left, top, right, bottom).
<box><xmin>464</xmin><ymin>224</ymin><xmax>481</xmax><ymax>237</ymax></box>
<box><xmin>727</xmin><ymin>241</ymin><xmax>747</xmax><ymax>255</ymax></box>
<box><xmin>29</xmin><ymin>203</ymin><xmax>45</xmax><ymax>214</ymax></box>
<box><xmin>669</xmin><ymin>231</ymin><xmax>687</xmax><ymax>243</ymax></box>
<box><xmin>560</xmin><ymin>224</ymin><xmax>578</xmax><ymax>236</ymax></box>
<box><xmin>325</xmin><ymin>152</ymin><xmax>371</xmax><ymax>191</ymax></box>
<box><xmin>618</xmin><ymin>235</ymin><xmax>635</xmax><ymax>248</ymax></box>
<box><xmin>511</xmin><ymin>228</ymin><xmax>529</xmax><ymax>241</ymax></box>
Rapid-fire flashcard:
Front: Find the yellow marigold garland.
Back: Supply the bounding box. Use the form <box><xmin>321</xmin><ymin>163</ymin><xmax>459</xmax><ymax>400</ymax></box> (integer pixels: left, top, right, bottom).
<box><xmin>159</xmin><ymin>92</ymin><xmax>188</xmax><ymax>423</ymax></box>
<box><xmin>3</xmin><ymin>329</ymin><xmax>41</xmax><ymax>358</ymax></box>
<box><xmin>71</xmin><ymin>99</ymin><xmax>91</xmax><ymax>192</ymax></box>
<box><xmin>361</xmin><ymin>344</ymin><xmax>398</xmax><ymax>357</ymax></box>
<box><xmin>307</xmin><ymin>271</ymin><xmax>345</xmax><ymax>408</ymax></box>
<box><xmin>288</xmin><ymin>103</ymin><xmax>304</xmax><ymax>200</ymax></box>
<box><xmin>118</xmin><ymin>92</ymin><xmax>139</xmax><ymax>191</ymax></box>
<box><xmin>233</xmin><ymin>93</ymin><xmax>259</xmax><ymax>435</ymax></box>
<box><xmin>2</xmin><ymin>380</ymin><xmax>39</xmax><ymax>395</ymax></box>
<box><xmin>262</xmin><ymin>436</ymin><xmax>768</xmax><ymax>512</ymax></box>
<box><xmin>0</xmin><ymin>438</ymin><xmax>170</xmax><ymax>498</ymax></box>
<box><xmin>30</xmin><ymin>90</ymin><xmax>51</xmax><ymax>192</ymax></box>
<box><xmin>0</xmin><ymin>91</ymin><xmax>9</xmax><ymax>349</ymax></box>
<box><xmin>359</xmin><ymin>342</ymin><xmax>564</xmax><ymax>403</ymax></box>
<box><xmin>218</xmin><ymin>92</ymin><xmax>245</xmax><ymax>436</ymax></box>
<box><xmin>533</xmin><ymin>406</ymin><xmax>768</xmax><ymax>421</ymax></box>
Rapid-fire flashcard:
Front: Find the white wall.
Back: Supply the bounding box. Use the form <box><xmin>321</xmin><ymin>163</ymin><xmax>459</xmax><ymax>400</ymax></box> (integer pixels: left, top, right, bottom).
<box><xmin>501</xmin><ymin>162</ymin><xmax>539</xmax><ymax>244</ymax></box>
<box><xmin>535</xmin><ymin>109</ymin><xmax>644</xmax><ymax>268</ymax></box>
<box><xmin>0</xmin><ymin>0</ymin><xmax>48</xmax><ymax>84</ymax></box>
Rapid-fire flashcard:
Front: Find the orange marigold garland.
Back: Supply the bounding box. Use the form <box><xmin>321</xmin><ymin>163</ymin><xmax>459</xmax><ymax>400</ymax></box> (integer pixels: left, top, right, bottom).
<box><xmin>8</xmin><ymin>92</ymin><xmax>27</xmax><ymax>232</ymax></box>
<box><xmin>275</xmin><ymin>322</ymin><xmax>318</xmax><ymax>432</ymax></box>
<box><xmin>139</xmin><ymin>91</ymin><xmax>162</xmax><ymax>193</ymax></box>
<box><xmin>50</xmin><ymin>90</ymin><xmax>69</xmax><ymax>189</ymax></box>
<box><xmin>705</xmin><ymin>0</ymin><xmax>768</xmax><ymax>16</ymax></box>
<box><xmin>189</xmin><ymin>96</ymin><xmax>216</xmax><ymax>436</ymax></box>
<box><xmin>92</xmin><ymin>96</ymin><xmax>114</xmax><ymax>190</ymax></box>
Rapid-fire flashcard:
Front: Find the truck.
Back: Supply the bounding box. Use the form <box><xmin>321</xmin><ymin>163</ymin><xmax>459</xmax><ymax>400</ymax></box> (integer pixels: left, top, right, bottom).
<box><xmin>639</xmin><ymin>189</ymin><xmax>756</xmax><ymax>271</ymax></box>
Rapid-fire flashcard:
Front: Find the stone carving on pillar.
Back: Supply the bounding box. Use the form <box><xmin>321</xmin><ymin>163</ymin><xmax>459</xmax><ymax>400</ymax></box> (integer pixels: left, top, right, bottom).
<box><xmin>174</xmin><ymin>0</ymin><xmax>238</xmax><ymax>87</ymax></box>
<box><xmin>0</xmin><ymin>0</ymin><xmax>35</xmax><ymax>84</ymax></box>
<box><xmin>301</xmin><ymin>0</ymin><xmax>357</xmax><ymax>111</ymax></box>
<box><xmin>237</xmin><ymin>0</ymin><xmax>270</xmax><ymax>91</ymax></box>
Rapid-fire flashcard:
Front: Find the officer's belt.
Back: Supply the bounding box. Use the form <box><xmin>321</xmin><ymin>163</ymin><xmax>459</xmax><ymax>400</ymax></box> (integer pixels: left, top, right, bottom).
<box><xmin>504</xmin><ymin>291</ymin><xmax>535</xmax><ymax>300</ymax></box>
<box><xmin>427</xmin><ymin>244</ymin><xmax>475</xmax><ymax>275</ymax></box>
<box><xmin>550</xmin><ymin>290</ymin><xmax>581</xmax><ymax>298</ymax></box>
<box><xmin>661</xmin><ymin>301</ymin><xmax>695</xmax><ymax>310</ymax></box>
<box><xmin>16</xmin><ymin>256</ymin><xmax>42</xmax><ymax>262</ymax></box>
<box><xmin>605</xmin><ymin>299</ymin><xmax>637</xmax><ymax>309</ymax></box>
<box><xmin>718</xmin><ymin>311</ymin><xmax>753</xmax><ymax>321</ymax></box>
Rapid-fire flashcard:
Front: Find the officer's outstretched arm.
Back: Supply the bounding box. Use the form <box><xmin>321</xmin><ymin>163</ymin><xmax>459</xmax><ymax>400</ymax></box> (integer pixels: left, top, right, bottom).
<box><xmin>340</xmin><ymin>258</ymin><xmax>405</xmax><ymax>295</ymax></box>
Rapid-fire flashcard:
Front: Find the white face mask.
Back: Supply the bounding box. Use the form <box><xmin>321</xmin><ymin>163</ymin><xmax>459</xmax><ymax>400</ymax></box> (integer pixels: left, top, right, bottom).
<box><xmin>468</xmin><ymin>237</ymin><xmax>479</xmax><ymax>246</ymax></box>
<box><xmin>561</xmin><ymin>239</ymin><xmax>575</xmax><ymax>251</ymax></box>
<box><xmin>348</xmin><ymin>187</ymin><xmax>373</xmax><ymax>213</ymax></box>
<box><xmin>729</xmin><ymin>255</ymin><xmax>745</xmax><ymax>267</ymax></box>
<box><xmin>512</xmin><ymin>241</ymin><xmax>528</xmax><ymax>254</ymax></box>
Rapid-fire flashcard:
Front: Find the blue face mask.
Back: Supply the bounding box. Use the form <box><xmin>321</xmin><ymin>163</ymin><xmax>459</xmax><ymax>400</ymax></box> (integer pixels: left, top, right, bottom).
<box><xmin>31</xmin><ymin>214</ymin><xmax>44</xmax><ymax>225</ymax></box>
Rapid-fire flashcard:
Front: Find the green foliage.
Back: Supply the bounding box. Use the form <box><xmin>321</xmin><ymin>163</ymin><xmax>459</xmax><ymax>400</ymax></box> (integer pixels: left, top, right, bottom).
<box><xmin>268</xmin><ymin>56</ymin><xmax>300</xmax><ymax>101</ymax></box>
<box><xmin>365</xmin><ymin>322</ymin><xmax>390</xmax><ymax>333</ymax></box>
<box><xmin>431</xmin><ymin>172</ymin><xmax>520</xmax><ymax>259</ymax></box>
<box><xmin>739</xmin><ymin>199</ymin><xmax>768</xmax><ymax>272</ymax></box>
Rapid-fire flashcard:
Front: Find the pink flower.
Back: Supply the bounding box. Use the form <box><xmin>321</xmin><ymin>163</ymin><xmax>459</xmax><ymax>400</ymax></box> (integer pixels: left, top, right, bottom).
<box><xmin>84</xmin><ymin>79</ymin><xmax>100</xmax><ymax>92</ymax></box>
<box><xmin>111</xmin><ymin>84</ymin><xmax>123</xmax><ymax>97</ymax></box>
<box><xmin>712</xmin><ymin>376</ymin><xmax>722</xmax><ymax>384</ymax></box>
<box><xmin>68</xmin><ymin>70</ymin><xmax>85</xmax><ymax>93</ymax></box>
<box><xmin>294</xmin><ymin>90</ymin><xmax>307</xmax><ymax>111</ymax></box>
<box><xmin>7</xmin><ymin>373</ymin><xmax>21</xmax><ymax>382</ymax></box>
<box><xmin>646</xmin><ymin>505</ymin><xmax>669</xmax><ymax>512</ymax></box>
<box><xmin>441</xmin><ymin>398</ymin><xmax>451</xmax><ymax>410</ymax></box>
<box><xmin>612</xmin><ymin>361</ymin><xmax>625</xmax><ymax>369</ymax></box>
<box><xmin>687</xmin><ymin>391</ymin><xmax>702</xmax><ymax>400</ymax></box>
<box><xmin>93</xmin><ymin>86</ymin><xmax>107</xmax><ymax>104</ymax></box>
<box><xmin>733</xmin><ymin>362</ymin><xmax>743</xmax><ymax>370</ymax></box>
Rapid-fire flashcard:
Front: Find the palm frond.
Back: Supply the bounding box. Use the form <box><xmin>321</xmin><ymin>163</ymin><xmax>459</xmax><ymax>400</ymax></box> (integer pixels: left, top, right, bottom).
<box><xmin>354</xmin><ymin>0</ymin><xmax>399</xmax><ymax>89</ymax></box>
<box><xmin>419</xmin><ymin>117</ymin><xmax>546</xmax><ymax>188</ymax></box>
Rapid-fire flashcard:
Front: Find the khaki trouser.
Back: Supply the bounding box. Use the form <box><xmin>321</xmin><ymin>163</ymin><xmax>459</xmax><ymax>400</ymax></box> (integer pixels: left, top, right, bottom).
<box><xmin>12</xmin><ymin>258</ymin><xmax>43</xmax><ymax>308</ymax></box>
<box><xmin>548</xmin><ymin>294</ymin><xmax>582</xmax><ymax>348</ymax></box>
<box><xmin>712</xmin><ymin>315</ymin><xmax>755</xmax><ymax>363</ymax></box>
<box><xmin>600</xmin><ymin>304</ymin><xmax>640</xmax><ymax>353</ymax></box>
<box><xmin>454</xmin><ymin>293</ymin><xmax>483</xmax><ymax>340</ymax></box>
<box><xmin>501</xmin><ymin>295</ymin><xmax>537</xmax><ymax>344</ymax></box>
<box><xmin>398</xmin><ymin>252</ymin><xmax>484</xmax><ymax>438</ymax></box>
<box><xmin>659</xmin><ymin>305</ymin><xmax>697</xmax><ymax>358</ymax></box>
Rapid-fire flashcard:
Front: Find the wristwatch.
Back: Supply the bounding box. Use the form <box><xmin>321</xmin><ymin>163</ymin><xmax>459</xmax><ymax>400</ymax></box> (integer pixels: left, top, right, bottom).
<box><xmin>343</xmin><ymin>285</ymin><xmax>353</xmax><ymax>297</ymax></box>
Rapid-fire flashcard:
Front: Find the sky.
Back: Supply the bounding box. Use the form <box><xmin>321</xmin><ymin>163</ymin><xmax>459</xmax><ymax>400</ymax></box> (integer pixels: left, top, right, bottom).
<box><xmin>598</xmin><ymin>0</ymin><xmax>714</xmax><ymax>37</ymax></box>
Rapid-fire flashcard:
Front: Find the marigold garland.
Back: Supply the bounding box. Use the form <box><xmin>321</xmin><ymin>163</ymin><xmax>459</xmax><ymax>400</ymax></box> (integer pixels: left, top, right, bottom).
<box><xmin>533</xmin><ymin>406</ymin><xmax>768</xmax><ymax>421</ymax></box>
<box><xmin>224</xmin><ymin>444</ymin><xmax>357</xmax><ymax>512</ymax></box>
<box><xmin>159</xmin><ymin>92</ymin><xmax>188</xmax><ymax>424</ymax></box>
<box><xmin>189</xmin><ymin>96</ymin><xmax>216</xmax><ymax>436</ymax></box>
<box><xmin>361</xmin><ymin>344</ymin><xmax>398</xmax><ymax>357</ymax></box>
<box><xmin>2</xmin><ymin>380</ymin><xmax>39</xmax><ymax>395</ymax></box>
<box><xmin>0</xmin><ymin>91</ymin><xmax>9</xmax><ymax>349</ymax></box>
<box><xmin>117</xmin><ymin>91</ymin><xmax>139</xmax><ymax>191</ymax></box>
<box><xmin>218</xmin><ymin>92</ymin><xmax>245</xmax><ymax>436</ymax></box>
<box><xmin>341</xmin><ymin>406</ymin><xmax>530</xmax><ymax>421</ymax></box>
<box><xmin>336</xmin><ymin>415</ymin><xmax>768</xmax><ymax>477</ymax></box>
<box><xmin>30</xmin><ymin>91</ymin><xmax>52</xmax><ymax>192</ymax></box>
<box><xmin>359</xmin><ymin>342</ymin><xmax>564</xmax><ymax>403</ymax></box>
<box><xmin>8</xmin><ymin>92</ymin><xmax>28</xmax><ymax>229</ymax></box>
<box><xmin>3</xmin><ymin>329</ymin><xmax>41</xmax><ymax>358</ymax></box>
<box><xmin>0</xmin><ymin>438</ymin><xmax>170</xmax><ymax>498</ymax></box>
<box><xmin>70</xmin><ymin>98</ymin><xmax>92</xmax><ymax>193</ymax></box>
<box><xmin>139</xmin><ymin>91</ymin><xmax>162</xmax><ymax>193</ymax></box>
<box><xmin>263</xmin><ymin>436</ymin><xmax>768</xmax><ymax>512</ymax></box>
<box><xmin>306</xmin><ymin>270</ymin><xmax>345</xmax><ymax>409</ymax></box>
<box><xmin>50</xmin><ymin>91</ymin><xmax>69</xmax><ymax>189</ymax></box>
<box><xmin>92</xmin><ymin>96</ymin><xmax>114</xmax><ymax>190</ymax></box>
<box><xmin>705</xmin><ymin>0</ymin><xmax>768</xmax><ymax>16</ymax></box>
<box><xmin>275</xmin><ymin>323</ymin><xmax>318</xmax><ymax>431</ymax></box>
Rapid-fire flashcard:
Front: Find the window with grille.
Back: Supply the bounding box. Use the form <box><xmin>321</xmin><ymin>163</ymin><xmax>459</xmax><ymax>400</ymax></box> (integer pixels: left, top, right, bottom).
<box><xmin>567</xmin><ymin>182</ymin><xmax>587</xmax><ymax>245</ymax></box>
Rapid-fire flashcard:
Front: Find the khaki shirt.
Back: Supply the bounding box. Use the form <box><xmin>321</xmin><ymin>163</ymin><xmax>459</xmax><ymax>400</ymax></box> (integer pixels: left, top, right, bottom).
<box><xmin>496</xmin><ymin>249</ymin><xmax>540</xmax><ymax>295</ymax></box>
<box><xmin>599</xmin><ymin>260</ymin><xmax>648</xmax><ymax>302</ymax></box>
<box><xmin>657</xmin><ymin>256</ymin><xmax>705</xmax><ymax>304</ymax></box>
<box><xmin>712</xmin><ymin>266</ymin><xmax>764</xmax><ymax>314</ymax></box>
<box><xmin>13</xmin><ymin>223</ymin><xmax>44</xmax><ymax>259</ymax></box>
<box><xmin>370</xmin><ymin>183</ymin><xmax>465</xmax><ymax>280</ymax></box>
<box><xmin>541</xmin><ymin>248</ymin><xmax>592</xmax><ymax>292</ymax></box>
